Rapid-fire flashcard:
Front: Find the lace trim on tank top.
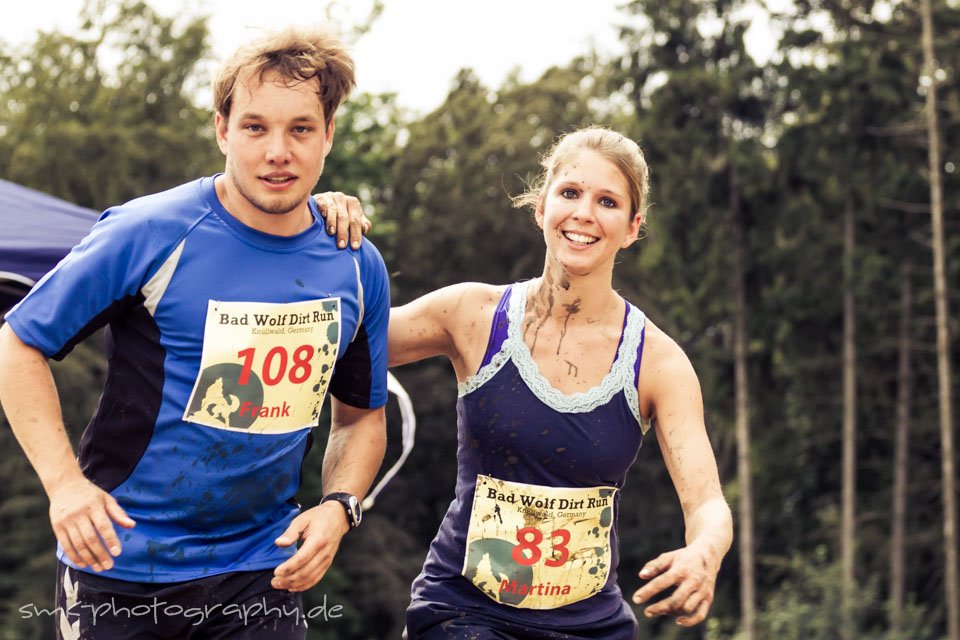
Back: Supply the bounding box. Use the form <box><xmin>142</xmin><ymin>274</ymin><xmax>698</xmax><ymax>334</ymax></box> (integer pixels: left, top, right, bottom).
<box><xmin>458</xmin><ymin>280</ymin><xmax>648</xmax><ymax>432</ymax></box>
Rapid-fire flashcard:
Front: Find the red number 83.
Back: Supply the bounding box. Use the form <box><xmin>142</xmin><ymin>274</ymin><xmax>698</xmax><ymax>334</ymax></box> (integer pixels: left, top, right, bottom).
<box><xmin>511</xmin><ymin>527</ymin><xmax>571</xmax><ymax>567</ymax></box>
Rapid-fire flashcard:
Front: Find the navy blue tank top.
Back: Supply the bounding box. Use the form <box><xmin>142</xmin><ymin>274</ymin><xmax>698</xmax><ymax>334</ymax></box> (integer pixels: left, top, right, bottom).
<box><xmin>409</xmin><ymin>280</ymin><xmax>649</xmax><ymax>629</ymax></box>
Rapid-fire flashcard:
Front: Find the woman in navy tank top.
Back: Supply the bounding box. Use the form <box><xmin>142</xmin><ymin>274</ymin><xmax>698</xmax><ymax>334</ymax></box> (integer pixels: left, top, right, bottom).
<box><xmin>387</xmin><ymin>127</ymin><xmax>733</xmax><ymax>639</ymax></box>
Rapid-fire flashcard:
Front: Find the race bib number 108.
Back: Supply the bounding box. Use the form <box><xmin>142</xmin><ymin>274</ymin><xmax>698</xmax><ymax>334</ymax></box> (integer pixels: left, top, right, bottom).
<box><xmin>183</xmin><ymin>299</ymin><xmax>340</xmax><ymax>434</ymax></box>
<box><xmin>462</xmin><ymin>475</ymin><xmax>617</xmax><ymax>609</ymax></box>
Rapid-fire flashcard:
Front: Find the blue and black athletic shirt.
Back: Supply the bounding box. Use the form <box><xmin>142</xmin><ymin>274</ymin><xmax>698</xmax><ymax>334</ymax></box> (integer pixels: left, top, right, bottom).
<box><xmin>5</xmin><ymin>176</ymin><xmax>390</xmax><ymax>582</ymax></box>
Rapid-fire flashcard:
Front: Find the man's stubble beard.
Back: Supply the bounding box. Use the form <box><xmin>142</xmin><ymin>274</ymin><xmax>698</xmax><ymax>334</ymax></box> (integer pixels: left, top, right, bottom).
<box><xmin>230</xmin><ymin>172</ymin><xmax>305</xmax><ymax>216</ymax></box>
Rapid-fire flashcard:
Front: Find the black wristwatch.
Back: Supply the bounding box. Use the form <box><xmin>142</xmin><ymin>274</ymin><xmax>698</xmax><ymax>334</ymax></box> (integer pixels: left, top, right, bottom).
<box><xmin>321</xmin><ymin>492</ymin><xmax>362</xmax><ymax>529</ymax></box>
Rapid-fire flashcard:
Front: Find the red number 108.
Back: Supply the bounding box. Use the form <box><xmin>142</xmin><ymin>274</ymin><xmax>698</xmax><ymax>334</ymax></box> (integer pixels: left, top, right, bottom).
<box><xmin>236</xmin><ymin>345</ymin><xmax>314</xmax><ymax>386</ymax></box>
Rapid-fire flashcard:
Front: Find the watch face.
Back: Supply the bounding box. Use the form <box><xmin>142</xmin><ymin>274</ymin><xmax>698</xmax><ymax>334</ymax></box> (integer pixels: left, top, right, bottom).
<box><xmin>325</xmin><ymin>493</ymin><xmax>361</xmax><ymax>528</ymax></box>
<box><xmin>348</xmin><ymin>495</ymin><xmax>362</xmax><ymax>526</ymax></box>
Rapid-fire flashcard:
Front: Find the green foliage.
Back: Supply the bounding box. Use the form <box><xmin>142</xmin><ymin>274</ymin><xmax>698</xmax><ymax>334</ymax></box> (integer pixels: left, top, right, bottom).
<box><xmin>384</xmin><ymin>61</ymin><xmax>613</xmax><ymax>299</ymax></box>
<box><xmin>751</xmin><ymin>546</ymin><xmax>936</xmax><ymax>640</ymax></box>
<box><xmin>320</xmin><ymin>91</ymin><xmax>407</xmax><ymax>231</ymax></box>
<box><xmin>611</xmin><ymin>0</ymin><xmax>960</xmax><ymax>637</ymax></box>
<box><xmin>0</xmin><ymin>0</ymin><xmax>220</xmax><ymax>210</ymax></box>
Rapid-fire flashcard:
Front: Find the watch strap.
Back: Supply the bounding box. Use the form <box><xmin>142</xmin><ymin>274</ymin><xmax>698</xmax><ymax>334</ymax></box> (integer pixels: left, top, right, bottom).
<box><xmin>321</xmin><ymin>492</ymin><xmax>361</xmax><ymax>529</ymax></box>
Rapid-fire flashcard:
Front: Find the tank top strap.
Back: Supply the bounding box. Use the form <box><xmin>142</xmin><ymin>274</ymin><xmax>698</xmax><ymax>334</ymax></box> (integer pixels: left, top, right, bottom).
<box><xmin>478</xmin><ymin>285</ymin><xmax>513</xmax><ymax>369</ymax></box>
<box><xmin>613</xmin><ymin>298</ymin><xmax>645</xmax><ymax>377</ymax></box>
<box><xmin>633</xmin><ymin>321</ymin><xmax>646</xmax><ymax>388</ymax></box>
<box><xmin>458</xmin><ymin>286</ymin><xmax>515</xmax><ymax>397</ymax></box>
<box><xmin>619</xmin><ymin>299</ymin><xmax>650</xmax><ymax>434</ymax></box>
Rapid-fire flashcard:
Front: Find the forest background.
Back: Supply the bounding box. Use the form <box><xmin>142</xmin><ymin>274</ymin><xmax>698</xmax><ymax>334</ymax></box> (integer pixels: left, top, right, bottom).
<box><xmin>0</xmin><ymin>0</ymin><xmax>958</xmax><ymax>638</ymax></box>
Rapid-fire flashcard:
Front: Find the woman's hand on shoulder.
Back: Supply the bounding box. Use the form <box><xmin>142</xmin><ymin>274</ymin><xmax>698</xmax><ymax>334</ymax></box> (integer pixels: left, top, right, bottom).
<box><xmin>389</xmin><ymin>283</ymin><xmax>504</xmax><ymax>370</ymax></box>
<box><xmin>314</xmin><ymin>192</ymin><xmax>370</xmax><ymax>249</ymax></box>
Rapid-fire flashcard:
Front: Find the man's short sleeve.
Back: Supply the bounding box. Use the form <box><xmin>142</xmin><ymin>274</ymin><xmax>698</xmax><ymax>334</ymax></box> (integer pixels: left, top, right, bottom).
<box><xmin>4</xmin><ymin>207</ymin><xmax>168</xmax><ymax>359</ymax></box>
<box><xmin>329</xmin><ymin>242</ymin><xmax>390</xmax><ymax>409</ymax></box>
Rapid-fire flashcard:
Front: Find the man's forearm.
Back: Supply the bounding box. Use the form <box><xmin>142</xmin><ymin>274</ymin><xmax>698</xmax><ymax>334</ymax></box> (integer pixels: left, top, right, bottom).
<box><xmin>322</xmin><ymin>401</ymin><xmax>387</xmax><ymax>497</ymax></box>
<box><xmin>0</xmin><ymin>325</ymin><xmax>84</xmax><ymax>496</ymax></box>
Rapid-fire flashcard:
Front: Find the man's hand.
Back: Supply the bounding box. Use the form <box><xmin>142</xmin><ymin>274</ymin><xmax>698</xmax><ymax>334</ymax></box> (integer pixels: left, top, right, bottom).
<box><xmin>314</xmin><ymin>192</ymin><xmax>371</xmax><ymax>250</ymax></box>
<box><xmin>631</xmin><ymin>543</ymin><xmax>720</xmax><ymax>627</ymax></box>
<box><xmin>271</xmin><ymin>500</ymin><xmax>350</xmax><ymax>592</ymax></box>
<box><xmin>49</xmin><ymin>478</ymin><xmax>136</xmax><ymax>572</ymax></box>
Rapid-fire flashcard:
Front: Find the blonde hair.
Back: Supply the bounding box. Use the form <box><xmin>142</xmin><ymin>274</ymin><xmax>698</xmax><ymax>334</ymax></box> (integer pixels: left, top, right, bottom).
<box><xmin>213</xmin><ymin>26</ymin><xmax>355</xmax><ymax>126</ymax></box>
<box><xmin>513</xmin><ymin>126</ymin><xmax>650</xmax><ymax>223</ymax></box>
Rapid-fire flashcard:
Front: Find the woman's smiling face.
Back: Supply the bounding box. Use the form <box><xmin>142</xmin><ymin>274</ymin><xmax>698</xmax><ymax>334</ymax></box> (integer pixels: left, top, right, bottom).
<box><xmin>536</xmin><ymin>149</ymin><xmax>641</xmax><ymax>277</ymax></box>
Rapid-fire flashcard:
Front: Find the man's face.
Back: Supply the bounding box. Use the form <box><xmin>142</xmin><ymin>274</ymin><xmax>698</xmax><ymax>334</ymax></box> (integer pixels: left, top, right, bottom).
<box><xmin>215</xmin><ymin>70</ymin><xmax>334</xmax><ymax>223</ymax></box>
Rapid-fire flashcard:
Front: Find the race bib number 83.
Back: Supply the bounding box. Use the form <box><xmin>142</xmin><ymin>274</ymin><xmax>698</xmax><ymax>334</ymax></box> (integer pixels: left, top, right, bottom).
<box><xmin>462</xmin><ymin>475</ymin><xmax>617</xmax><ymax>609</ymax></box>
<box><xmin>184</xmin><ymin>299</ymin><xmax>340</xmax><ymax>434</ymax></box>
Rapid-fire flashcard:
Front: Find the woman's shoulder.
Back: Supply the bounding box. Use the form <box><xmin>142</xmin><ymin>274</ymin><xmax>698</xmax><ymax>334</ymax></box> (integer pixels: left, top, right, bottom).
<box><xmin>640</xmin><ymin>318</ymin><xmax>676</xmax><ymax>353</ymax></box>
<box><xmin>635</xmin><ymin>319</ymin><xmax>703</xmax><ymax>423</ymax></box>
<box><xmin>639</xmin><ymin>319</ymin><xmax>698</xmax><ymax>381</ymax></box>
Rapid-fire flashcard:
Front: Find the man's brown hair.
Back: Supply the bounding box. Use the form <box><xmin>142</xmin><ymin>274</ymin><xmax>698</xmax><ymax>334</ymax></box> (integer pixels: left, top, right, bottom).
<box><xmin>213</xmin><ymin>26</ymin><xmax>355</xmax><ymax>126</ymax></box>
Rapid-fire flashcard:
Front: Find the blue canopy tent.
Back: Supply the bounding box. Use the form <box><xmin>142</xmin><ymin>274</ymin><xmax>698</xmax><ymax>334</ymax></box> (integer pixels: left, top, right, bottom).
<box><xmin>0</xmin><ymin>179</ymin><xmax>99</xmax><ymax>314</ymax></box>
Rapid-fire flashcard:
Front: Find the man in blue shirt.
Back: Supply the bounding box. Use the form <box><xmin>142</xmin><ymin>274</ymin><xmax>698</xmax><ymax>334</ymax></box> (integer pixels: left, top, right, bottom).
<box><xmin>0</xmin><ymin>26</ymin><xmax>389</xmax><ymax>639</ymax></box>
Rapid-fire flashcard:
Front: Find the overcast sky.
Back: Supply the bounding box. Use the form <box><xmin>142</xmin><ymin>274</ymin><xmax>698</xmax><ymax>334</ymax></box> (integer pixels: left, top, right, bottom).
<box><xmin>0</xmin><ymin>0</ymin><xmax>641</xmax><ymax>114</ymax></box>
